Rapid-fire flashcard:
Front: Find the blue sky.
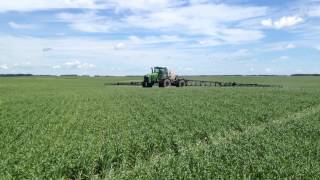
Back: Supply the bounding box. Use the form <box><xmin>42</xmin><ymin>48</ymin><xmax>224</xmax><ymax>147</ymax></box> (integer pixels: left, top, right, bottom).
<box><xmin>0</xmin><ymin>0</ymin><xmax>319</xmax><ymax>75</ymax></box>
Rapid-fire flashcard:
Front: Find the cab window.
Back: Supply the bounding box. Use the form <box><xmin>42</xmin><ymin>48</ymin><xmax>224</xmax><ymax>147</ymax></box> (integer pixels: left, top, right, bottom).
<box><xmin>154</xmin><ymin>68</ymin><xmax>160</xmax><ymax>73</ymax></box>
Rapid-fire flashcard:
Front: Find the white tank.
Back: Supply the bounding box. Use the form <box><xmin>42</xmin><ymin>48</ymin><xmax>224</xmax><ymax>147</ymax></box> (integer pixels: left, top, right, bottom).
<box><xmin>168</xmin><ymin>70</ymin><xmax>176</xmax><ymax>80</ymax></box>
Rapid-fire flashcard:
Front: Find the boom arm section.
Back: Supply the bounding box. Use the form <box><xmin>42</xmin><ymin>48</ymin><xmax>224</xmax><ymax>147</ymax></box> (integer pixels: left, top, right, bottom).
<box><xmin>106</xmin><ymin>79</ymin><xmax>281</xmax><ymax>88</ymax></box>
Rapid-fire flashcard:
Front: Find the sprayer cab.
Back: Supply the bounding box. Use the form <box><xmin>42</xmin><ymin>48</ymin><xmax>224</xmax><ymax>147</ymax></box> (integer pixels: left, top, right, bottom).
<box><xmin>153</xmin><ymin>67</ymin><xmax>168</xmax><ymax>79</ymax></box>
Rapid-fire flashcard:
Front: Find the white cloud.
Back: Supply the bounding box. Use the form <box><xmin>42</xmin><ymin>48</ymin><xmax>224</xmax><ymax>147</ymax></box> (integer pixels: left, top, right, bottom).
<box><xmin>64</xmin><ymin>60</ymin><xmax>84</xmax><ymax>68</ymax></box>
<box><xmin>286</xmin><ymin>43</ymin><xmax>296</xmax><ymax>49</ymax></box>
<box><xmin>185</xmin><ymin>67</ymin><xmax>193</xmax><ymax>71</ymax></box>
<box><xmin>113</xmin><ymin>42</ymin><xmax>126</xmax><ymax>50</ymax></box>
<box><xmin>261</xmin><ymin>19</ymin><xmax>273</xmax><ymax>27</ymax></box>
<box><xmin>8</xmin><ymin>21</ymin><xmax>34</xmax><ymax>29</ymax></box>
<box><xmin>0</xmin><ymin>0</ymin><xmax>104</xmax><ymax>12</ymax></box>
<box><xmin>218</xmin><ymin>28</ymin><xmax>264</xmax><ymax>44</ymax></box>
<box><xmin>274</xmin><ymin>16</ymin><xmax>303</xmax><ymax>29</ymax></box>
<box><xmin>13</xmin><ymin>62</ymin><xmax>32</xmax><ymax>67</ymax></box>
<box><xmin>316</xmin><ymin>46</ymin><xmax>320</xmax><ymax>50</ymax></box>
<box><xmin>280</xmin><ymin>56</ymin><xmax>289</xmax><ymax>60</ymax></box>
<box><xmin>64</xmin><ymin>60</ymin><xmax>96</xmax><ymax>69</ymax></box>
<box><xmin>208</xmin><ymin>49</ymin><xmax>252</xmax><ymax>61</ymax></box>
<box><xmin>0</xmin><ymin>0</ymin><xmax>208</xmax><ymax>12</ymax></box>
<box><xmin>127</xmin><ymin>33</ymin><xmax>257</xmax><ymax>48</ymax></box>
<box><xmin>56</xmin><ymin>12</ymin><xmax>115</xmax><ymax>32</ymax></box>
<box><xmin>265</xmin><ymin>68</ymin><xmax>272</xmax><ymax>73</ymax></box>
<box><xmin>261</xmin><ymin>16</ymin><xmax>303</xmax><ymax>29</ymax></box>
<box><xmin>65</xmin><ymin>60</ymin><xmax>81</xmax><ymax>66</ymax></box>
<box><xmin>70</xmin><ymin>22</ymin><xmax>110</xmax><ymax>33</ymax></box>
<box><xmin>197</xmin><ymin>39</ymin><xmax>221</xmax><ymax>46</ymax></box>
<box><xmin>308</xmin><ymin>6</ymin><xmax>320</xmax><ymax>17</ymax></box>
<box><xmin>52</xmin><ymin>65</ymin><xmax>61</xmax><ymax>69</ymax></box>
<box><xmin>263</xmin><ymin>43</ymin><xmax>297</xmax><ymax>51</ymax></box>
<box><xmin>77</xmin><ymin>63</ymin><xmax>96</xmax><ymax>69</ymax></box>
<box><xmin>124</xmin><ymin>4</ymin><xmax>267</xmax><ymax>44</ymax></box>
<box><xmin>51</xmin><ymin>3</ymin><xmax>268</xmax><ymax>45</ymax></box>
<box><xmin>128</xmin><ymin>35</ymin><xmax>185</xmax><ymax>44</ymax></box>
<box><xmin>110</xmin><ymin>0</ymin><xmax>181</xmax><ymax>12</ymax></box>
<box><xmin>52</xmin><ymin>60</ymin><xmax>96</xmax><ymax>70</ymax></box>
<box><xmin>0</xmin><ymin>64</ymin><xmax>9</xmax><ymax>70</ymax></box>
<box><xmin>126</xmin><ymin>4</ymin><xmax>267</xmax><ymax>29</ymax></box>
<box><xmin>43</xmin><ymin>48</ymin><xmax>53</xmax><ymax>52</ymax></box>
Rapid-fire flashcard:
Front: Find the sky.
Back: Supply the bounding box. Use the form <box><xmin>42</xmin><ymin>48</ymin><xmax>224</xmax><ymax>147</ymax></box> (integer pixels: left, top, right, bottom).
<box><xmin>0</xmin><ymin>0</ymin><xmax>319</xmax><ymax>75</ymax></box>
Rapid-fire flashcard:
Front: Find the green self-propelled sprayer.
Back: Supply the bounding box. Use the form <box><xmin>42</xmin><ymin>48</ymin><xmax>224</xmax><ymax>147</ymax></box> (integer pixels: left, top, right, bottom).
<box><xmin>142</xmin><ymin>67</ymin><xmax>186</xmax><ymax>88</ymax></box>
<box><xmin>108</xmin><ymin>66</ymin><xmax>281</xmax><ymax>88</ymax></box>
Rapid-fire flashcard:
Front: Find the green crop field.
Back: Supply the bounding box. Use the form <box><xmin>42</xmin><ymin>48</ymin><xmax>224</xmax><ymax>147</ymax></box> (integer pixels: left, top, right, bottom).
<box><xmin>1</xmin><ymin>76</ymin><xmax>320</xmax><ymax>179</ymax></box>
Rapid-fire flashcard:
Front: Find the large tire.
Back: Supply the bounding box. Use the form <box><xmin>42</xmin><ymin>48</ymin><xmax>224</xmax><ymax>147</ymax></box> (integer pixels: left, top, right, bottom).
<box><xmin>177</xmin><ymin>80</ymin><xmax>185</xmax><ymax>87</ymax></box>
<box><xmin>164</xmin><ymin>79</ymin><xmax>171</xmax><ymax>87</ymax></box>
<box><xmin>159</xmin><ymin>79</ymin><xmax>171</xmax><ymax>88</ymax></box>
<box><xmin>159</xmin><ymin>80</ymin><xmax>164</xmax><ymax>87</ymax></box>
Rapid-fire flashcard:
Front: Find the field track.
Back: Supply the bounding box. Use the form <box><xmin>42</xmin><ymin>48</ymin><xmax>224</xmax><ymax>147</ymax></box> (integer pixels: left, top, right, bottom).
<box><xmin>209</xmin><ymin>103</ymin><xmax>320</xmax><ymax>145</ymax></box>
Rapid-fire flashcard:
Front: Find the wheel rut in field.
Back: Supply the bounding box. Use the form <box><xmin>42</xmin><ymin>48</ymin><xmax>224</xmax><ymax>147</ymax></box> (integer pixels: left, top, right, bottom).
<box><xmin>208</xmin><ymin>103</ymin><xmax>320</xmax><ymax>146</ymax></box>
